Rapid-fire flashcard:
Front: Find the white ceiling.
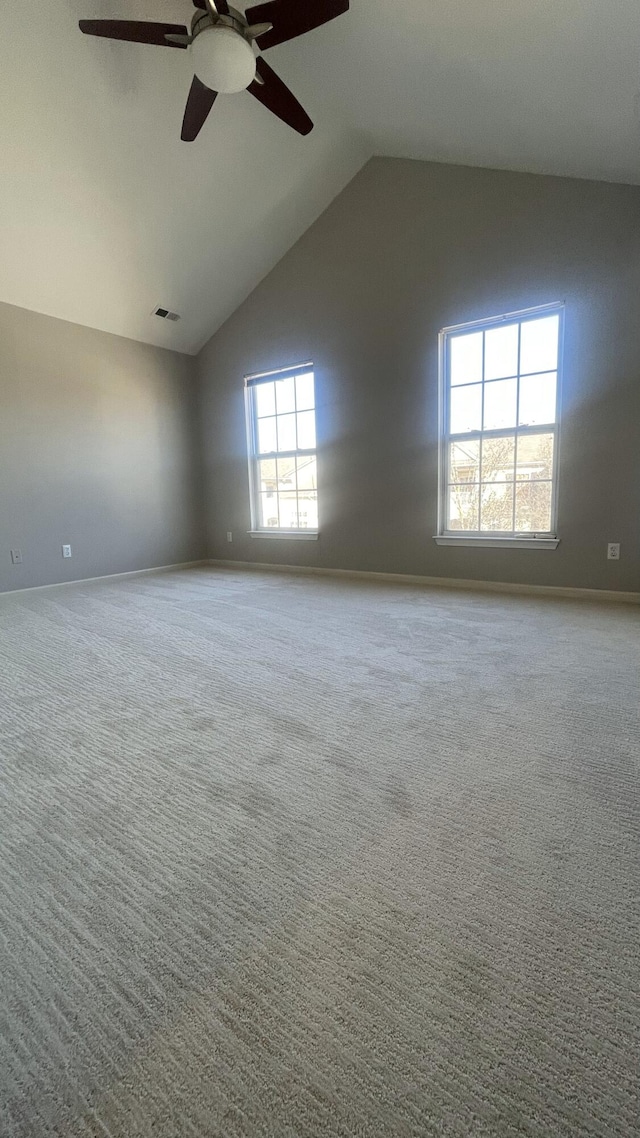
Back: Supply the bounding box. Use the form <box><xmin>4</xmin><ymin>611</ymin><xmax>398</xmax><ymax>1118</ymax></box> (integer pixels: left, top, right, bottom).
<box><xmin>2</xmin><ymin>0</ymin><xmax>640</xmax><ymax>354</ymax></box>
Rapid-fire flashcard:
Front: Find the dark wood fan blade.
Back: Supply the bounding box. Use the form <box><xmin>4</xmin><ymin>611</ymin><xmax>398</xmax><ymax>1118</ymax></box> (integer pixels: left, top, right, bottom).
<box><xmin>181</xmin><ymin>74</ymin><xmax>218</xmax><ymax>141</ymax></box>
<box><xmin>247</xmin><ymin>57</ymin><xmax>312</xmax><ymax>135</ymax></box>
<box><xmin>79</xmin><ymin>20</ymin><xmax>189</xmax><ymax>48</ymax></box>
<box><xmin>244</xmin><ymin>0</ymin><xmax>348</xmax><ymax>50</ymax></box>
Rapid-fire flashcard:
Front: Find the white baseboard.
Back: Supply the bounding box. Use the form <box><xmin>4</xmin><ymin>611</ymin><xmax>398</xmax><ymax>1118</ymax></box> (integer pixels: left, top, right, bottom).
<box><xmin>208</xmin><ymin>559</ymin><xmax>640</xmax><ymax>605</ymax></box>
<box><xmin>4</xmin><ymin>558</ymin><xmax>637</xmax><ymax>606</ymax></box>
<box><xmin>0</xmin><ymin>560</ymin><xmax>208</xmax><ymax>597</ymax></box>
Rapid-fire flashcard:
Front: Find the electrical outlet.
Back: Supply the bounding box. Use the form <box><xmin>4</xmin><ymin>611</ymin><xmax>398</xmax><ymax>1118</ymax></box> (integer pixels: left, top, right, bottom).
<box><xmin>607</xmin><ymin>542</ymin><xmax>620</xmax><ymax>561</ymax></box>
<box><xmin>227</xmin><ymin>531</ymin><xmax>233</xmax><ymax>543</ymax></box>
<box><xmin>10</xmin><ymin>549</ymin><xmax>23</xmax><ymax>565</ymax></box>
<box><xmin>62</xmin><ymin>544</ymin><xmax>72</xmax><ymax>559</ymax></box>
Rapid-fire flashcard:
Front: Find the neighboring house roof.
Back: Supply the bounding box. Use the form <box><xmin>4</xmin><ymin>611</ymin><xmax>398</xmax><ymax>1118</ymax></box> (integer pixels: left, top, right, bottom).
<box><xmin>261</xmin><ymin>454</ymin><xmax>316</xmax><ymax>492</ymax></box>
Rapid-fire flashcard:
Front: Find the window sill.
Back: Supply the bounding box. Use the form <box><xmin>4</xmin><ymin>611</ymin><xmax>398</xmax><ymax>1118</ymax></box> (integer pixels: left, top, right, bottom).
<box><xmin>248</xmin><ymin>530</ymin><xmax>319</xmax><ymax>541</ymax></box>
<box><xmin>434</xmin><ymin>535</ymin><xmax>559</xmax><ymax>550</ymax></box>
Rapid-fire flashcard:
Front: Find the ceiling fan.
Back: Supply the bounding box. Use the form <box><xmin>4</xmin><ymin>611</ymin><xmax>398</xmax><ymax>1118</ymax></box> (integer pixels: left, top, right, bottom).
<box><xmin>79</xmin><ymin>0</ymin><xmax>349</xmax><ymax>140</ymax></box>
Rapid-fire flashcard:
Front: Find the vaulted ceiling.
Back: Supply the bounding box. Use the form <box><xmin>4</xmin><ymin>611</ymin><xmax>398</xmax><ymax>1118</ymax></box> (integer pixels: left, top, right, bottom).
<box><xmin>2</xmin><ymin>0</ymin><xmax>640</xmax><ymax>354</ymax></box>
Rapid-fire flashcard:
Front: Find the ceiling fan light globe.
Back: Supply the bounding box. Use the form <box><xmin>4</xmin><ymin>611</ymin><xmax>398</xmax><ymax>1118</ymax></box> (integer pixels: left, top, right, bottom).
<box><xmin>190</xmin><ymin>25</ymin><xmax>256</xmax><ymax>94</ymax></box>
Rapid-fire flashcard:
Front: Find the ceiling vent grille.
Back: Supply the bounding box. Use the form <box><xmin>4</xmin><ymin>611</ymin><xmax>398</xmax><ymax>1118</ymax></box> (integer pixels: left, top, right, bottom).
<box><xmin>153</xmin><ymin>306</ymin><xmax>181</xmax><ymax>322</ymax></box>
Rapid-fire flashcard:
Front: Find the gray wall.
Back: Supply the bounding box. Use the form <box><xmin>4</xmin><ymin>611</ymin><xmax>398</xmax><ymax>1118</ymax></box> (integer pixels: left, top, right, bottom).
<box><xmin>197</xmin><ymin>157</ymin><xmax>640</xmax><ymax>593</ymax></box>
<box><xmin>1</xmin><ymin>302</ymin><xmax>203</xmax><ymax>592</ymax></box>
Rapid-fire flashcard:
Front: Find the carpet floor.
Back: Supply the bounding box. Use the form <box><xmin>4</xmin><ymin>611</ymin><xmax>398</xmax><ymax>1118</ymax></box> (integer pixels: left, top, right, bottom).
<box><xmin>1</xmin><ymin>567</ymin><xmax>639</xmax><ymax>1137</ymax></box>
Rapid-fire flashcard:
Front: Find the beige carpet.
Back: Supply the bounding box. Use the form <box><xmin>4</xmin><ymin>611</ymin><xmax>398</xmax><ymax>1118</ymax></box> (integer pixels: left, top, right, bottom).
<box><xmin>1</xmin><ymin>567</ymin><xmax>639</xmax><ymax>1137</ymax></box>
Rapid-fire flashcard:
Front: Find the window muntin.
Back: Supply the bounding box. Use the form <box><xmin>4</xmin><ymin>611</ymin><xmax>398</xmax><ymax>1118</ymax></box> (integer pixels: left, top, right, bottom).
<box><xmin>440</xmin><ymin>307</ymin><xmax>562</xmax><ymax>537</ymax></box>
<box><xmin>246</xmin><ymin>365</ymin><xmax>318</xmax><ymax>531</ymax></box>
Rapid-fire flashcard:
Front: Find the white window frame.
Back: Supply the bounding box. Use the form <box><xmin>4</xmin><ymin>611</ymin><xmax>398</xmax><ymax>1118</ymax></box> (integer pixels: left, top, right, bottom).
<box><xmin>435</xmin><ymin>303</ymin><xmax>564</xmax><ymax>549</ymax></box>
<box><xmin>245</xmin><ymin>362</ymin><xmax>319</xmax><ymax>540</ymax></box>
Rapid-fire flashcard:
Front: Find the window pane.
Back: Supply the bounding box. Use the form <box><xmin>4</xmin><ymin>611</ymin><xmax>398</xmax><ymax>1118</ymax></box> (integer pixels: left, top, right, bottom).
<box><xmin>484</xmin><ymin>323</ymin><xmax>518</xmax><ymax>380</ymax></box>
<box><xmin>295</xmin><ymin>372</ymin><xmax>315</xmax><ymax>410</ymax></box>
<box><xmin>440</xmin><ymin>311</ymin><xmax>560</xmax><ymax>538</ymax></box>
<box><xmin>516</xmin><ymin>432</ymin><xmax>554</xmax><ymax>480</ymax></box>
<box><xmin>258</xmin><ymin>458</ymin><xmax>278</xmax><ymax>493</ymax></box>
<box><xmin>275</xmin><ymin>376</ymin><xmax>296</xmax><ymax>415</ymax></box>
<box><xmin>276</xmin><ymin>455</ymin><xmax>296</xmax><ymax>488</ymax></box>
<box><xmin>448</xmin><ymin>484</ymin><xmax>479</xmax><ymax>530</ymax></box>
<box><xmin>278</xmin><ymin>492</ymin><xmax>298</xmax><ymax>529</ymax></box>
<box><xmin>259</xmin><ymin>493</ymin><xmax>279</xmax><ymax>528</ymax></box>
<box><xmin>276</xmin><ymin>413</ymin><xmax>296</xmax><ymax>452</ymax></box>
<box><xmin>255</xmin><ymin>381</ymin><xmax>275</xmax><ymax>418</ymax></box>
<box><xmin>481</xmin><ymin>435</ymin><xmax>515</xmax><ymax>481</ymax></box>
<box><xmin>257</xmin><ymin>416</ymin><xmax>277</xmax><ymax>454</ymax></box>
<box><xmin>248</xmin><ymin>365</ymin><xmax>318</xmax><ymax>533</ymax></box>
<box><xmin>520</xmin><ymin>315</ymin><xmax>559</xmax><ymax>375</ymax></box>
<box><xmin>519</xmin><ymin>372</ymin><xmax>557</xmax><ymax>426</ymax></box>
<box><xmin>480</xmin><ymin>483</ymin><xmax>514</xmax><ymax>531</ymax></box>
<box><xmin>296</xmin><ymin>455</ymin><xmax>317</xmax><ymax>491</ymax></box>
<box><xmin>298</xmin><ymin>492</ymin><xmax>318</xmax><ymax>529</ymax></box>
<box><xmin>450</xmin><ymin>331</ymin><xmax>483</xmax><ymax>386</ymax></box>
<box><xmin>449</xmin><ymin>440</ymin><xmax>479</xmax><ymax>483</ymax></box>
<box><xmin>297</xmin><ymin>410</ymin><xmax>316</xmax><ymax>450</ymax></box>
<box><xmin>483</xmin><ymin>378</ymin><xmax>517</xmax><ymax>430</ymax></box>
<box><xmin>515</xmin><ymin>481</ymin><xmax>553</xmax><ymax>532</ymax></box>
<box><xmin>450</xmin><ymin>384</ymin><xmax>482</xmax><ymax>433</ymax></box>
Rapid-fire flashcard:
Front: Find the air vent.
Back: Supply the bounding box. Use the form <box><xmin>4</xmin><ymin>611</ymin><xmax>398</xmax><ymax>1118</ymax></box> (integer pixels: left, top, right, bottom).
<box><xmin>153</xmin><ymin>306</ymin><xmax>181</xmax><ymax>322</ymax></box>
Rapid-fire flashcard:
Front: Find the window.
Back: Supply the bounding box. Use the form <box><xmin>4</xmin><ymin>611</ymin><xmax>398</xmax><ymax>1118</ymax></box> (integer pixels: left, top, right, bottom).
<box><xmin>245</xmin><ymin>363</ymin><xmax>318</xmax><ymax>535</ymax></box>
<box><xmin>437</xmin><ymin>305</ymin><xmax>563</xmax><ymax>546</ymax></box>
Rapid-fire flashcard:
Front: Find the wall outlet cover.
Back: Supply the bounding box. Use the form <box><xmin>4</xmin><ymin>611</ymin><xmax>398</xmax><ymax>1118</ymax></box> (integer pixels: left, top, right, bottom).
<box><xmin>62</xmin><ymin>544</ymin><xmax>72</xmax><ymax>558</ymax></box>
<box><xmin>607</xmin><ymin>543</ymin><xmax>621</xmax><ymax>560</ymax></box>
<box><xmin>10</xmin><ymin>549</ymin><xmax>23</xmax><ymax>565</ymax></box>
